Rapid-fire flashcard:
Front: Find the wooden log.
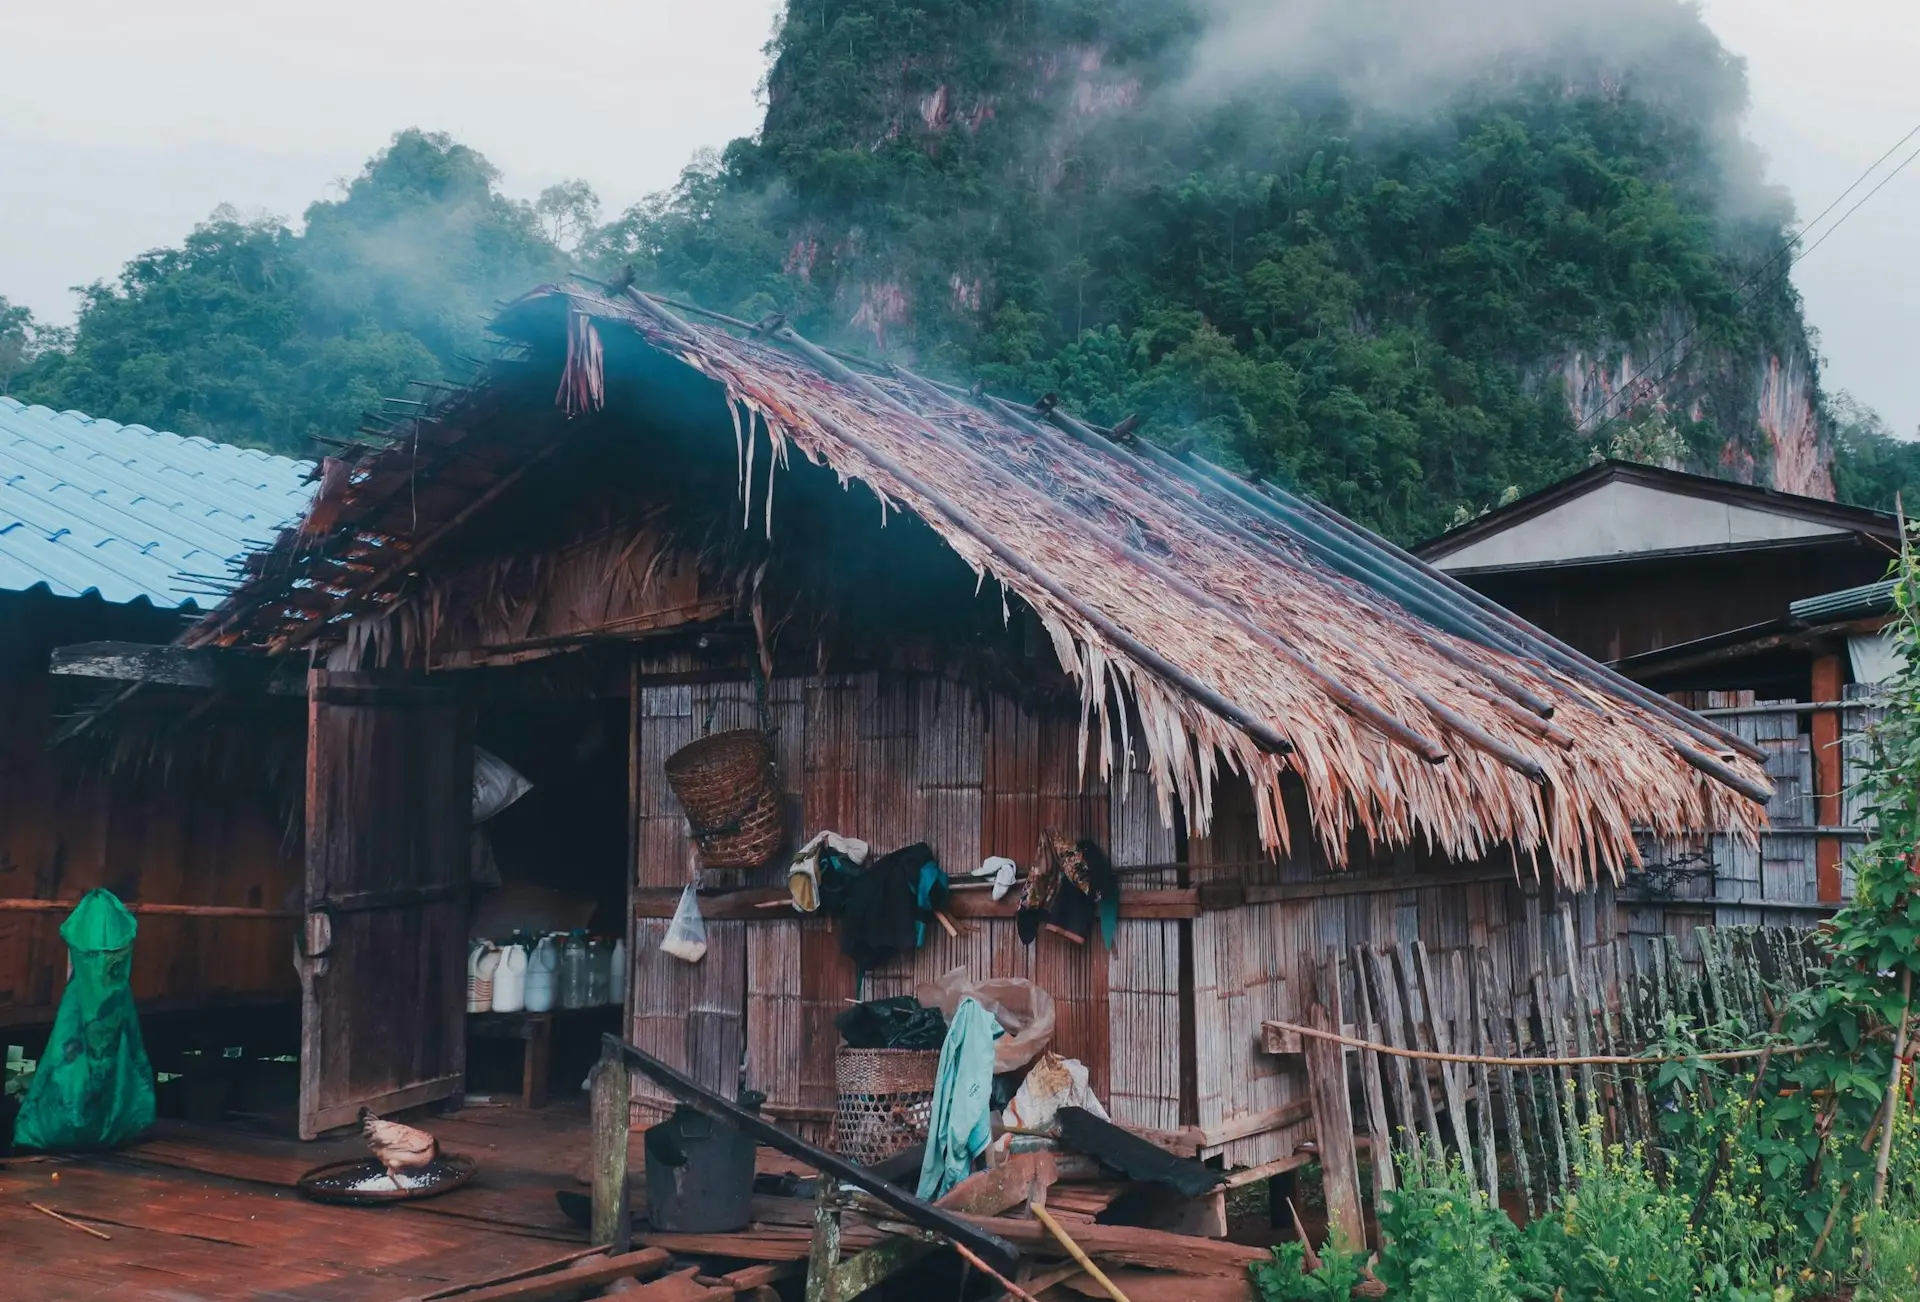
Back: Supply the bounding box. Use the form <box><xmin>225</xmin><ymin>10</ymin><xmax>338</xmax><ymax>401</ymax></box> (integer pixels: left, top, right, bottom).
<box><xmin>1304</xmin><ymin>957</ymin><xmax>1365</xmax><ymax>1250</ymax></box>
<box><xmin>592</xmin><ymin>1041</ymin><xmax>634</xmax><ymax>1254</ymax></box>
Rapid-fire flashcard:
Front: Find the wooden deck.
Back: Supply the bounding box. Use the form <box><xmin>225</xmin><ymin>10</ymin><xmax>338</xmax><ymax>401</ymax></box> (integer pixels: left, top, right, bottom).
<box><xmin>0</xmin><ymin>1103</ymin><xmax>602</xmax><ymax>1300</ymax></box>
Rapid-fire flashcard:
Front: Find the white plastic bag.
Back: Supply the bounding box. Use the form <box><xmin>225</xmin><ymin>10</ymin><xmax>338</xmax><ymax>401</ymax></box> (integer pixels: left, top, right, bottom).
<box><xmin>917</xmin><ymin>966</ymin><xmax>1055</xmax><ymax>1073</ymax></box>
<box><xmin>661</xmin><ymin>883</ymin><xmax>708</xmax><ymax>963</ymax></box>
<box><xmin>1002</xmin><ymin>1052</ymin><xmax>1109</xmax><ymax>1136</ymax></box>
<box><xmin>473</xmin><ymin>747</ymin><xmax>533</xmax><ymax>823</ymax></box>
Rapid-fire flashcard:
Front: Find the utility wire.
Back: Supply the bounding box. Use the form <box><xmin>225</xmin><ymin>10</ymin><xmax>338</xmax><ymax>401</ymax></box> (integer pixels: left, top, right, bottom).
<box><xmin>1576</xmin><ymin>120</ymin><xmax>1920</xmax><ymax>444</ymax></box>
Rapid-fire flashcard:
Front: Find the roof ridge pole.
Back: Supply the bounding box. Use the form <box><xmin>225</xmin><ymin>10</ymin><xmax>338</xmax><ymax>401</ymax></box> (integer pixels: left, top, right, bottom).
<box><xmin>614</xmin><ymin>287</ymin><xmax>1293</xmax><ymax>756</ymax></box>
<box><xmin>1254</xmin><ymin>472</ymin><xmax>1768</xmax><ymax>767</ymax></box>
<box><xmin>1020</xmin><ymin>395</ymin><xmax>1564</xmax><ymax>724</ymax></box>
<box><xmin>952</xmin><ymin>387</ymin><xmax>1551</xmax><ymax>779</ymax></box>
<box><xmin>732</xmin><ymin>310</ymin><xmax>1452</xmax><ymax>765</ymax></box>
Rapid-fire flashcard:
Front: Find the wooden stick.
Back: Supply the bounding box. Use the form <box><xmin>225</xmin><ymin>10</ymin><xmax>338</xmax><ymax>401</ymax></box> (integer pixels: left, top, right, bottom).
<box><xmin>1263</xmin><ymin>1017</ymin><xmax>1798</xmax><ymax>1068</ymax></box>
<box><xmin>934</xmin><ymin>910</ymin><xmax>959</xmax><ymax>939</ymax></box>
<box><xmin>29</xmin><ymin>1203</ymin><xmax>110</xmax><ymax>1240</ymax></box>
<box><xmin>1873</xmin><ymin>969</ymin><xmax>1913</xmax><ymax>1209</ymax></box>
<box><xmin>950</xmin><ymin>1240</ymin><xmax>1046</xmax><ymax>1302</ymax></box>
<box><xmin>1032</xmin><ymin>1205</ymin><xmax>1133</xmax><ymax>1302</ymax></box>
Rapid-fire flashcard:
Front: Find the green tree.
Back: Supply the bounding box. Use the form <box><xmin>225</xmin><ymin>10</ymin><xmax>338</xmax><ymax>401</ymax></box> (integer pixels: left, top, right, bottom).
<box><xmin>10</xmin><ymin>131</ymin><xmax>570</xmax><ymax>454</ymax></box>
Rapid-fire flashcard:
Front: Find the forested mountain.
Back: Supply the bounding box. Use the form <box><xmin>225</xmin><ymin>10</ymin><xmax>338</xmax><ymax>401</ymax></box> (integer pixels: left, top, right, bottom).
<box><xmin>9</xmin><ymin>1</ymin><xmax>1920</xmax><ymax>538</ymax></box>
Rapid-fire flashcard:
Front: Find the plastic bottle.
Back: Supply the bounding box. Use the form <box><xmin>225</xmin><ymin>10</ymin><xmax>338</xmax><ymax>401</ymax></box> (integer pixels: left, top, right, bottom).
<box><xmin>524</xmin><ymin>935</ymin><xmax>558</xmax><ymax>1013</ymax></box>
<box><xmin>491</xmin><ymin>942</ymin><xmax>528</xmax><ymax>1013</ymax></box>
<box><xmin>561</xmin><ymin>931</ymin><xmax>589</xmax><ymax>1010</ymax></box>
<box><xmin>467</xmin><ymin>940</ymin><xmax>500</xmax><ymax>1013</ymax></box>
<box><xmin>586</xmin><ymin>937</ymin><xmax>610</xmax><ymax>1007</ymax></box>
<box><xmin>609</xmin><ymin>938</ymin><xmax>627</xmax><ymax>1008</ymax></box>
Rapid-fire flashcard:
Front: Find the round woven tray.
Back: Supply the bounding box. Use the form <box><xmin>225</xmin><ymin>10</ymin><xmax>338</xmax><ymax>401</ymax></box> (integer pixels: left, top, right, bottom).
<box><xmin>664</xmin><ymin>729</ymin><xmax>786</xmax><ymax>869</ymax></box>
<box><xmin>830</xmin><ymin>1047</ymin><xmax>938</xmax><ymax>1167</ymax></box>
<box><xmin>295</xmin><ymin>1154</ymin><xmax>477</xmax><ymax>1206</ymax></box>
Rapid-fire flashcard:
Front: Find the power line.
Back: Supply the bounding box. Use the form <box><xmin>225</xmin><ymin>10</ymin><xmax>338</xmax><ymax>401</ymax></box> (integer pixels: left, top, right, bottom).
<box><xmin>1575</xmin><ymin>120</ymin><xmax>1920</xmax><ymax>443</ymax></box>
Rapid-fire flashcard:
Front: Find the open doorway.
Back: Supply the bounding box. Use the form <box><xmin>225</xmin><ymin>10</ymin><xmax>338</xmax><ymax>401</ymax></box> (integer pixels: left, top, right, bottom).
<box><xmin>466</xmin><ymin>696</ymin><xmax>631</xmax><ymax>1110</ymax></box>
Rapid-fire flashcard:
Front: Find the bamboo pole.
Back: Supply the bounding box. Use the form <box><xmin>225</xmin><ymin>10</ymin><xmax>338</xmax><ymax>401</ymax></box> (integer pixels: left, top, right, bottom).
<box><xmin>1032</xmin><ymin>1205</ymin><xmax>1134</xmax><ymax>1302</ymax></box>
<box><xmin>1872</xmin><ymin>969</ymin><xmax>1913</xmax><ymax>1209</ymax></box>
<box><xmin>1262</xmin><ymin>1017</ymin><xmax>1798</xmax><ymax>1068</ymax></box>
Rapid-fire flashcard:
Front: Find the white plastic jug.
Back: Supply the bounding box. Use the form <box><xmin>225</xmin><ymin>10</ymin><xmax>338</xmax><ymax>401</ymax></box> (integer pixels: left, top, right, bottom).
<box><xmin>525</xmin><ymin>935</ymin><xmax>558</xmax><ymax>1013</ymax></box>
<box><xmin>609</xmin><ymin>938</ymin><xmax>627</xmax><ymax>1007</ymax></box>
<box><xmin>467</xmin><ymin>941</ymin><xmax>500</xmax><ymax>1013</ymax></box>
<box><xmin>491</xmin><ymin>943</ymin><xmax>528</xmax><ymax>1013</ymax></box>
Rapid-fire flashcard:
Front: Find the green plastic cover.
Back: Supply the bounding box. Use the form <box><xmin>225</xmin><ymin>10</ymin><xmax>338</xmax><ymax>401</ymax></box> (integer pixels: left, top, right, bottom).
<box><xmin>12</xmin><ymin>890</ymin><xmax>155</xmax><ymax>1151</ymax></box>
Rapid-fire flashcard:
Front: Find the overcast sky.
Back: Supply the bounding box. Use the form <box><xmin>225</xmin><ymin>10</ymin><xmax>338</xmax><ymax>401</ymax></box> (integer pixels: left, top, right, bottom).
<box><xmin>3</xmin><ymin>1</ymin><xmax>1914</xmax><ymax>434</ymax></box>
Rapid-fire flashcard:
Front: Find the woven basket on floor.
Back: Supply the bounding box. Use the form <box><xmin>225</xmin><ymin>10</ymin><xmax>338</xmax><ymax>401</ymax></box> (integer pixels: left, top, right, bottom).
<box><xmin>663</xmin><ymin>729</ymin><xmax>786</xmax><ymax>869</ymax></box>
<box><xmin>830</xmin><ymin>1047</ymin><xmax>939</xmax><ymax>1167</ymax></box>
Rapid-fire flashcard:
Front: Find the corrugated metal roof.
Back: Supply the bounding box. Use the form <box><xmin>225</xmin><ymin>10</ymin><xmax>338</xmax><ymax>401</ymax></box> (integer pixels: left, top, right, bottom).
<box><xmin>1789</xmin><ymin>578</ymin><xmax>1898</xmax><ymax>624</ymax></box>
<box><xmin>0</xmin><ymin>396</ymin><xmax>314</xmax><ymax>608</ymax></box>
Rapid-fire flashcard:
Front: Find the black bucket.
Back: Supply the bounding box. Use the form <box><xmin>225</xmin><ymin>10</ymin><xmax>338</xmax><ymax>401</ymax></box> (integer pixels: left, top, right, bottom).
<box><xmin>644</xmin><ymin>1102</ymin><xmax>757</xmax><ymax>1233</ymax></box>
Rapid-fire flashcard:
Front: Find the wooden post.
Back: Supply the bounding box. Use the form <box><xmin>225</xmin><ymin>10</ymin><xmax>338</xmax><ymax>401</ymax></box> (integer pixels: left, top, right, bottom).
<box><xmin>591</xmin><ymin>1040</ymin><xmax>632</xmax><ymax>1252</ymax></box>
<box><xmin>1305</xmin><ymin>953</ymin><xmax>1364</xmax><ymax>1250</ymax></box>
<box><xmin>1812</xmin><ymin>652</ymin><xmax>1845</xmax><ymax>902</ymax></box>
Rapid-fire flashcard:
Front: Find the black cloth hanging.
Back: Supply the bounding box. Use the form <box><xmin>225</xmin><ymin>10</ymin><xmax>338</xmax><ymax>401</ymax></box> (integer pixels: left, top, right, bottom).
<box><xmin>825</xmin><ymin>842</ymin><xmax>948</xmax><ymax>974</ymax></box>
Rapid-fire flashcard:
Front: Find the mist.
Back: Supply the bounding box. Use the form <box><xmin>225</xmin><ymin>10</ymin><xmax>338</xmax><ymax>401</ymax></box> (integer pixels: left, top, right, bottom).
<box><xmin>1186</xmin><ymin>0</ymin><xmax>1735</xmax><ymax>111</ymax></box>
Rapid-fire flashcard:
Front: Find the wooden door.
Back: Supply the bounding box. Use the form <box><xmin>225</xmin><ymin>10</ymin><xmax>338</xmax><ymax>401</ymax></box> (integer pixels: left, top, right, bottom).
<box><xmin>300</xmin><ymin>669</ymin><xmax>472</xmax><ymax>1139</ymax></box>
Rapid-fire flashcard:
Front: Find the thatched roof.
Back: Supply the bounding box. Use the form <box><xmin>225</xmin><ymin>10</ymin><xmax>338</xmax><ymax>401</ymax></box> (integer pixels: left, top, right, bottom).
<box><xmin>190</xmin><ymin>283</ymin><xmax>1771</xmax><ymax>883</ymax></box>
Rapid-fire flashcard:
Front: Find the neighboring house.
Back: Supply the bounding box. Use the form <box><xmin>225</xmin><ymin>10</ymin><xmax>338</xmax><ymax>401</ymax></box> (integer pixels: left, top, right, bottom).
<box><xmin>0</xmin><ymin>396</ymin><xmax>312</xmax><ymax>1032</ymax></box>
<box><xmin>67</xmin><ymin>284</ymin><xmax>1768</xmax><ymax>1160</ymax></box>
<box><xmin>1417</xmin><ymin>460</ymin><xmax>1903</xmax><ymax>930</ymax></box>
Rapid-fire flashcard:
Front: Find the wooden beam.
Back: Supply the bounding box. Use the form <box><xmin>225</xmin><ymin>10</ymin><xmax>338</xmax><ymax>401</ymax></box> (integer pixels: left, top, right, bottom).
<box><xmin>1305</xmin><ymin>955</ymin><xmax>1364</xmax><ymax>1251</ymax></box>
<box><xmin>48</xmin><ymin>641</ymin><xmax>304</xmax><ymax>694</ymax></box>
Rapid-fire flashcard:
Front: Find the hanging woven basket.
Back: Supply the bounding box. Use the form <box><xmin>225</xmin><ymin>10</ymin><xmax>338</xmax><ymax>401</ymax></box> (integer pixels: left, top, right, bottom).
<box><xmin>664</xmin><ymin>729</ymin><xmax>786</xmax><ymax>869</ymax></box>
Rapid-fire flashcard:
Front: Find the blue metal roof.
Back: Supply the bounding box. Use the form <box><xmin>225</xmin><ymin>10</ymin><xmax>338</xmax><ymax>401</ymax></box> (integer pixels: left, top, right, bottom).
<box><xmin>0</xmin><ymin>397</ymin><xmax>314</xmax><ymax>609</ymax></box>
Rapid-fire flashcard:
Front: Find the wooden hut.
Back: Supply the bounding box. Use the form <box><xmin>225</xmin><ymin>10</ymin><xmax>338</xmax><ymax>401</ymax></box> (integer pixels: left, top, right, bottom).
<box><xmin>0</xmin><ymin>397</ymin><xmax>311</xmax><ymax>1035</ymax></box>
<box><xmin>82</xmin><ymin>284</ymin><xmax>1772</xmax><ymax>1161</ymax></box>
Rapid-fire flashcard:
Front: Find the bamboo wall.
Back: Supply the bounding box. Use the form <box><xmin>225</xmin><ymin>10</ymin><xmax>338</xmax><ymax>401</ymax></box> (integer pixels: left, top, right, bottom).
<box><xmin>0</xmin><ymin>594</ymin><xmax>300</xmax><ymax>1028</ymax></box>
<box><xmin>626</xmin><ymin>668</ymin><xmax>1620</xmax><ymax>1162</ymax></box>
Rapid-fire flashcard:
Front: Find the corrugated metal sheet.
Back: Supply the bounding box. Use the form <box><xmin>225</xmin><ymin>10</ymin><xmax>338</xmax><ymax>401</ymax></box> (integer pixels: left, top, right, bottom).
<box><xmin>0</xmin><ymin>397</ymin><xmax>313</xmax><ymax>608</ymax></box>
<box><xmin>1788</xmin><ymin>578</ymin><xmax>1897</xmax><ymax>624</ymax></box>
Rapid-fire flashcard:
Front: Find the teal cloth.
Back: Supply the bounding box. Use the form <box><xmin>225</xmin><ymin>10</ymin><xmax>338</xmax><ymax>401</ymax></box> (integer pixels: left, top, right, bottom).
<box><xmin>917</xmin><ymin>996</ymin><xmax>1002</xmax><ymax>1201</ymax></box>
<box><xmin>13</xmin><ymin>890</ymin><xmax>155</xmax><ymax>1152</ymax></box>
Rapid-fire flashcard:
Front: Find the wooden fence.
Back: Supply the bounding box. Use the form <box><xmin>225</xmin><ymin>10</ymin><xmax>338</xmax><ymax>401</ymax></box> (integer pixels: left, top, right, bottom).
<box><xmin>1266</xmin><ymin>922</ymin><xmax>1822</xmax><ymax>1239</ymax></box>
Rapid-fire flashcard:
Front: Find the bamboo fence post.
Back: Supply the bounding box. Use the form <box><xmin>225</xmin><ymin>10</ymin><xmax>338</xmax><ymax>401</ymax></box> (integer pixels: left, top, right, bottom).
<box><xmin>1413</xmin><ymin>942</ymin><xmax>1477</xmax><ymax>1188</ymax></box>
<box><xmin>1349</xmin><ymin>949</ymin><xmax>1398</xmax><ymax>1198</ymax></box>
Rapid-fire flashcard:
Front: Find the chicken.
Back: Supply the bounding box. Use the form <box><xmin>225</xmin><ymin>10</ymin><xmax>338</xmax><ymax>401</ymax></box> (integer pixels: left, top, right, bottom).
<box><xmin>360</xmin><ymin>1108</ymin><xmax>439</xmax><ymax>1190</ymax></box>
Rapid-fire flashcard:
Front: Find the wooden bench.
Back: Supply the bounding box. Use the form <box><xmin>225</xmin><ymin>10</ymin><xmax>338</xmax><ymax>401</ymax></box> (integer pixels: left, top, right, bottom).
<box><xmin>468</xmin><ymin>1010</ymin><xmax>555</xmax><ymax>1109</ymax></box>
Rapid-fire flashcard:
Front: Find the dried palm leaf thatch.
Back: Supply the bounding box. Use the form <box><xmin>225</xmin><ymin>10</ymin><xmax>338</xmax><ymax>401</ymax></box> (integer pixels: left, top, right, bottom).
<box><xmin>182</xmin><ymin>283</ymin><xmax>1771</xmax><ymax>891</ymax></box>
<box><xmin>548</xmin><ymin>286</ymin><xmax>1766</xmax><ymax>887</ymax></box>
